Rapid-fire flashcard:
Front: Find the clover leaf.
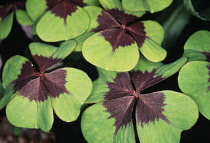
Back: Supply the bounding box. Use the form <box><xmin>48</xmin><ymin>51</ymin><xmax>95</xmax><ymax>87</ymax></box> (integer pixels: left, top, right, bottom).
<box><xmin>178</xmin><ymin>30</ymin><xmax>210</xmax><ymax>120</ymax></box>
<box><xmin>81</xmin><ymin>57</ymin><xmax>198</xmax><ymax>143</ymax></box>
<box><xmin>0</xmin><ymin>0</ymin><xmax>33</xmax><ymax>39</ymax></box>
<box><xmin>0</xmin><ymin>41</ymin><xmax>92</xmax><ymax>132</ymax></box>
<box><xmin>82</xmin><ymin>6</ymin><xmax>166</xmax><ymax>72</ymax></box>
<box><xmin>26</xmin><ymin>0</ymin><xmax>99</xmax><ymax>42</ymax></box>
<box><xmin>122</xmin><ymin>0</ymin><xmax>173</xmax><ymax>13</ymax></box>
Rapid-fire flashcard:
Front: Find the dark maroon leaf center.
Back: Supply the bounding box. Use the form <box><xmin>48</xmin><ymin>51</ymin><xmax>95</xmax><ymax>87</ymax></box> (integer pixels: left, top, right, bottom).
<box><xmin>103</xmin><ymin>71</ymin><xmax>168</xmax><ymax>134</ymax></box>
<box><xmin>0</xmin><ymin>0</ymin><xmax>25</xmax><ymax>19</ymax></box>
<box><xmin>93</xmin><ymin>9</ymin><xmax>147</xmax><ymax>51</ymax></box>
<box><xmin>12</xmin><ymin>55</ymin><xmax>68</xmax><ymax>102</ymax></box>
<box><xmin>46</xmin><ymin>0</ymin><xmax>86</xmax><ymax>23</ymax></box>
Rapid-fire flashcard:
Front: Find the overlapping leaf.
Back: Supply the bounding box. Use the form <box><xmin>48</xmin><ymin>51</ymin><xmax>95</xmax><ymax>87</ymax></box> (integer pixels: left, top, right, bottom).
<box><xmin>81</xmin><ymin>57</ymin><xmax>198</xmax><ymax>143</ymax></box>
<box><xmin>0</xmin><ymin>41</ymin><xmax>92</xmax><ymax>131</ymax></box>
<box><xmin>26</xmin><ymin>0</ymin><xmax>99</xmax><ymax>42</ymax></box>
<box><xmin>0</xmin><ymin>0</ymin><xmax>32</xmax><ymax>39</ymax></box>
<box><xmin>82</xmin><ymin>7</ymin><xmax>166</xmax><ymax>71</ymax></box>
<box><xmin>178</xmin><ymin>30</ymin><xmax>210</xmax><ymax>120</ymax></box>
<box><xmin>122</xmin><ymin>0</ymin><xmax>173</xmax><ymax>14</ymax></box>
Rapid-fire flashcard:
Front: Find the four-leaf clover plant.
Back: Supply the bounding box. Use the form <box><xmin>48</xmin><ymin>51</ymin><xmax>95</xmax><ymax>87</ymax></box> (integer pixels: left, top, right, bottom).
<box><xmin>0</xmin><ymin>0</ymin><xmax>205</xmax><ymax>142</ymax></box>
<box><xmin>0</xmin><ymin>41</ymin><xmax>92</xmax><ymax>131</ymax></box>
<box><xmin>82</xmin><ymin>0</ymin><xmax>167</xmax><ymax>71</ymax></box>
<box><xmin>81</xmin><ymin>57</ymin><xmax>198</xmax><ymax>143</ymax></box>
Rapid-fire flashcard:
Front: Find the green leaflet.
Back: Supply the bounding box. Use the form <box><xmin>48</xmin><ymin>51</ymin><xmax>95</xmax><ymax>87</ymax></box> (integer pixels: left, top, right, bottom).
<box><xmin>15</xmin><ymin>9</ymin><xmax>33</xmax><ymax>25</ymax></box>
<box><xmin>178</xmin><ymin>61</ymin><xmax>210</xmax><ymax>119</ymax></box>
<box><xmin>82</xmin><ymin>91</ymin><xmax>198</xmax><ymax>143</ymax></box>
<box><xmin>136</xmin><ymin>91</ymin><xmax>198</xmax><ymax>143</ymax></box>
<box><xmin>26</xmin><ymin>0</ymin><xmax>47</xmax><ymax>22</ymax></box>
<box><xmin>178</xmin><ymin>30</ymin><xmax>210</xmax><ymax>119</ymax></box>
<box><xmin>74</xmin><ymin>6</ymin><xmax>102</xmax><ymax>51</ymax></box>
<box><xmin>0</xmin><ymin>12</ymin><xmax>14</xmax><ymax>39</ymax></box>
<box><xmin>1</xmin><ymin>43</ymin><xmax>92</xmax><ymax>131</ymax></box>
<box><xmin>82</xmin><ymin>20</ymin><xmax>166</xmax><ymax>71</ymax></box>
<box><xmin>99</xmin><ymin>0</ymin><xmax>122</xmax><ymax>10</ymax></box>
<box><xmin>81</xmin><ymin>103</ymin><xmax>116</xmax><ymax>143</ymax></box>
<box><xmin>184</xmin><ymin>30</ymin><xmax>210</xmax><ymax>61</ymax></box>
<box><xmin>122</xmin><ymin>0</ymin><xmax>173</xmax><ymax>13</ymax></box>
<box><xmin>36</xmin><ymin>6</ymin><xmax>90</xmax><ymax>42</ymax></box>
<box><xmin>2</xmin><ymin>56</ymin><xmax>28</xmax><ymax>88</ymax></box>
<box><xmin>83</xmin><ymin>33</ymin><xmax>140</xmax><ymax>71</ymax></box>
<box><xmin>6</xmin><ymin>96</ymin><xmax>53</xmax><ymax>132</ymax></box>
<box><xmin>82</xmin><ymin>57</ymin><xmax>196</xmax><ymax>143</ymax></box>
<box><xmin>29</xmin><ymin>40</ymin><xmax>76</xmax><ymax>60</ymax></box>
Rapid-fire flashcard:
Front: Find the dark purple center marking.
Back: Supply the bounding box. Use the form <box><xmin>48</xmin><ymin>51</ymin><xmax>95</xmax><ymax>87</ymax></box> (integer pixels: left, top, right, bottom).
<box><xmin>46</xmin><ymin>0</ymin><xmax>86</xmax><ymax>23</ymax></box>
<box><xmin>12</xmin><ymin>55</ymin><xmax>68</xmax><ymax>102</ymax></box>
<box><xmin>103</xmin><ymin>70</ymin><xmax>168</xmax><ymax>134</ymax></box>
<box><xmin>0</xmin><ymin>1</ymin><xmax>25</xmax><ymax>20</ymax></box>
<box><xmin>92</xmin><ymin>9</ymin><xmax>146</xmax><ymax>51</ymax></box>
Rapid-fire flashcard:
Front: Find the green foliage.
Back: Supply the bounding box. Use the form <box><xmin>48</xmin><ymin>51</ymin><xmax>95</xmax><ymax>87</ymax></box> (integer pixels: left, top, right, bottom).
<box><xmin>178</xmin><ymin>30</ymin><xmax>210</xmax><ymax>120</ymax></box>
<box><xmin>0</xmin><ymin>0</ymin><xmax>209</xmax><ymax>142</ymax></box>
<box><xmin>1</xmin><ymin>42</ymin><xmax>92</xmax><ymax>131</ymax></box>
<box><xmin>82</xmin><ymin>57</ymin><xmax>198</xmax><ymax>143</ymax></box>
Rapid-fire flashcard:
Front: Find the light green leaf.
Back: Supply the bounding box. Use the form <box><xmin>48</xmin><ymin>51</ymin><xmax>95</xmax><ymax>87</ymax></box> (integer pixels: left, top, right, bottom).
<box><xmin>52</xmin><ymin>67</ymin><xmax>92</xmax><ymax>121</ymax></box>
<box><xmin>15</xmin><ymin>10</ymin><xmax>33</xmax><ymax>25</ymax></box>
<box><xmin>184</xmin><ymin>30</ymin><xmax>210</xmax><ymax>61</ymax></box>
<box><xmin>26</xmin><ymin>0</ymin><xmax>47</xmax><ymax>21</ymax></box>
<box><xmin>178</xmin><ymin>61</ymin><xmax>210</xmax><ymax>119</ymax></box>
<box><xmin>75</xmin><ymin>32</ymin><xmax>95</xmax><ymax>51</ymax></box>
<box><xmin>29</xmin><ymin>40</ymin><xmax>76</xmax><ymax>60</ymax></box>
<box><xmin>2</xmin><ymin>56</ymin><xmax>28</xmax><ymax>88</ymax></box>
<box><xmin>29</xmin><ymin>42</ymin><xmax>58</xmax><ymax>57</ymax></box>
<box><xmin>83</xmin><ymin>33</ymin><xmax>139</xmax><ymax>71</ymax></box>
<box><xmin>137</xmin><ymin>120</ymin><xmax>181</xmax><ymax>143</ymax></box>
<box><xmin>51</xmin><ymin>93</ymin><xmax>82</xmax><ymax>122</ymax></box>
<box><xmin>124</xmin><ymin>9</ymin><xmax>146</xmax><ymax>17</ymax></box>
<box><xmin>0</xmin><ymin>84</ymin><xmax>15</xmax><ymax>109</ymax></box>
<box><xmin>99</xmin><ymin>0</ymin><xmax>122</xmax><ymax>10</ymax></box>
<box><xmin>140</xmin><ymin>20</ymin><xmax>166</xmax><ymax>62</ymax></box>
<box><xmin>115</xmin><ymin>123</ymin><xmax>135</xmax><ymax>143</ymax></box>
<box><xmin>156</xmin><ymin>57</ymin><xmax>187</xmax><ymax>78</ymax></box>
<box><xmin>85</xmin><ymin>79</ymin><xmax>109</xmax><ymax>103</ymax></box>
<box><xmin>122</xmin><ymin>0</ymin><xmax>173</xmax><ymax>13</ymax></box>
<box><xmin>53</xmin><ymin>40</ymin><xmax>76</xmax><ymax>59</ymax></box>
<box><xmin>137</xmin><ymin>90</ymin><xmax>198</xmax><ymax>143</ymax></box>
<box><xmin>140</xmin><ymin>38</ymin><xmax>166</xmax><ymax>62</ymax></box>
<box><xmin>81</xmin><ymin>103</ymin><xmax>116</xmax><ymax>143</ymax></box>
<box><xmin>36</xmin><ymin>7</ymin><xmax>89</xmax><ymax>42</ymax></box>
<box><xmin>0</xmin><ymin>12</ymin><xmax>14</xmax><ymax>39</ymax></box>
<box><xmin>143</xmin><ymin>21</ymin><xmax>164</xmax><ymax>44</ymax></box>
<box><xmin>6</xmin><ymin>95</ymin><xmax>53</xmax><ymax>132</ymax></box>
<box><xmin>83</xmin><ymin>6</ymin><xmax>103</xmax><ymax>31</ymax></box>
